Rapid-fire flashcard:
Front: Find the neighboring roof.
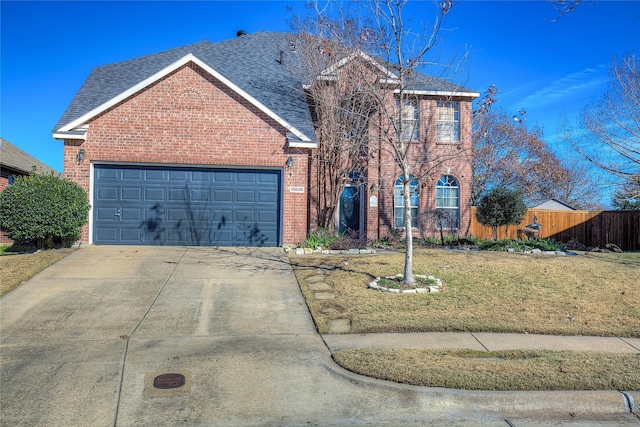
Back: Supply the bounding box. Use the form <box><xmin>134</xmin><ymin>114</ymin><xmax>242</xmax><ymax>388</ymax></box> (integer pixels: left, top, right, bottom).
<box><xmin>54</xmin><ymin>31</ymin><xmax>479</xmax><ymax>144</ymax></box>
<box><xmin>532</xmin><ymin>199</ymin><xmax>578</xmax><ymax>210</ymax></box>
<box><xmin>0</xmin><ymin>138</ymin><xmax>57</xmax><ymax>175</ymax></box>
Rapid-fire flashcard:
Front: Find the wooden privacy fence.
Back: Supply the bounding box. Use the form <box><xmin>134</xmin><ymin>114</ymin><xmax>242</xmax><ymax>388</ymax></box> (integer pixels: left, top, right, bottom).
<box><xmin>469</xmin><ymin>207</ymin><xmax>640</xmax><ymax>251</ymax></box>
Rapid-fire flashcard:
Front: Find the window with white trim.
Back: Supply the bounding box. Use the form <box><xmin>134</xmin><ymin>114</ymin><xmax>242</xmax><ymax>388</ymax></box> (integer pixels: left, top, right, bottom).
<box><xmin>437</xmin><ymin>101</ymin><xmax>460</xmax><ymax>143</ymax></box>
<box><xmin>394</xmin><ymin>175</ymin><xmax>419</xmax><ymax>228</ymax></box>
<box><xmin>396</xmin><ymin>99</ymin><xmax>419</xmax><ymax>141</ymax></box>
<box><xmin>435</xmin><ymin>175</ymin><xmax>459</xmax><ymax>228</ymax></box>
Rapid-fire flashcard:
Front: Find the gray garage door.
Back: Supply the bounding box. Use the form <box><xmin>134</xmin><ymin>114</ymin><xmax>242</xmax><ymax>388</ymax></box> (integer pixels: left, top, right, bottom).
<box><xmin>93</xmin><ymin>165</ymin><xmax>281</xmax><ymax>246</ymax></box>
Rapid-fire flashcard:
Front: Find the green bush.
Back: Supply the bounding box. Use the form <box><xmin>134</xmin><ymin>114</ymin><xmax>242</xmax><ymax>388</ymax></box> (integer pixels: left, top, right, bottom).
<box><xmin>0</xmin><ymin>170</ymin><xmax>90</xmax><ymax>248</ymax></box>
<box><xmin>476</xmin><ymin>187</ymin><xmax>527</xmax><ymax>240</ymax></box>
<box><xmin>300</xmin><ymin>227</ymin><xmax>340</xmax><ymax>248</ymax></box>
<box><xmin>479</xmin><ymin>238</ymin><xmax>564</xmax><ymax>252</ymax></box>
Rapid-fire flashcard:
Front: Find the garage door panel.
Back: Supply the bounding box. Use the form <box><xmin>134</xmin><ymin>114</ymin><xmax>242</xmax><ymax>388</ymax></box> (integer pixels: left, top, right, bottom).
<box><xmin>96</xmin><ymin>207</ymin><xmax>118</xmax><ymax>220</ymax></box>
<box><xmin>190</xmin><ymin>189</ymin><xmax>210</xmax><ymax>202</ymax></box>
<box><xmin>121</xmin><ymin>208</ymin><xmax>142</xmax><ymax>221</ymax></box>
<box><xmin>122</xmin><ymin>187</ymin><xmax>142</xmax><ymax>200</ymax></box>
<box><xmin>258</xmin><ymin>191</ymin><xmax>277</xmax><ymax>203</ymax></box>
<box><xmin>97</xmin><ymin>168</ymin><xmax>119</xmax><ymax>180</ymax></box>
<box><xmin>95</xmin><ymin>227</ymin><xmax>118</xmax><ymax>242</ymax></box>
<box><xmin>213</xmin><ymin>189</ymin><xmax>233</xmax><ymax>202</ymax></box>
<box><xmin>236</xmin><ymin>173</ymin><xmax>257</xmax><ymax>183</ymax></box>
<box><xmin>122</xmin><ymin>228</ymin><xmax>144</xmax><ymax>242</ymax></box>
<box><xmin>260</xmin><ymin>174</ymin><xmax>278</xmax><ymax>184</ymax></box>
<box><xmin>212</xmin><ymin>209</ymin><xmax>232</xmax><ymax>222</ymax></box>
<box><xmin>145</xmin><ymin>188</ymin><xmax>165</xmax><ymax>201</ymax></box>
<box><xmin>236</xmin><ymin>190</ymin><xmax>256</xmax><ymax>203</ymax></box>
<box><xmin>235</xmin><ymin>210</ymin><xmax>255</xmax><ymax>222</ymax></box>
<box><xmin>94</xmin><ymin>165</ymin><xmax>280</xmax><ymax>246</ymax></box>
<box><xmin>168</xmin><ymin>170</ymin><xmax>189</xmax><ymax>181</ymax></box>
<box><xmin>191</xmin><ymin>171</ymin><xmax>212</xmax><ymax>182</ymax></box>
<box><xmin>167</xmin><ymin>208</ymin><xmax>188</xmax><ymax>221</ymax></box>
<box><xmin>122</xmin><ymin>169</ymin><xmax>143</xmax><ymax>180</ymax></box>
<box><xmin>258</xmin><ymin>210</ymin><xmax>278</xmax><ymax>222</ymax></box>
<box><xmin>145</xmin><ymin>169</ymin><xmax>165</xmax><ymax>180</ymax></box>
<box><xmin>213</xmin><ymin>171</ymin><xmax>233</xmax><ymax>182</ymax></box>
<box><xmin>210</xmin><ymin>228</ymin><xmax>233</xmax><ymax>245</ymax></box>
<box><xmin>97</xmin><ymin>187</ymin><xmax>118</xmax><ymax>201</ymax></box>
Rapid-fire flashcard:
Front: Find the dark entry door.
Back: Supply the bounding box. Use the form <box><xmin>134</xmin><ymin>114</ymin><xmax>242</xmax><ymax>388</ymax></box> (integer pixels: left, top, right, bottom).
<box><xmin>93</xmin><ymin>165</ymin><xmax>281</xmax><ymax>246</ymax></box>
<box><xmin>338</xmin><ymin>185</ymin><xmax>361</xmax><ymax>236</ymax></box>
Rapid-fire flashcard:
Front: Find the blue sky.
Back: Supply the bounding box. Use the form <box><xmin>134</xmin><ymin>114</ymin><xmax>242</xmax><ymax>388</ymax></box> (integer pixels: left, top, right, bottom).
<box><xmin>1</xmin><ymin>0</ymin><xmax>639</xmax><ymax>176</ymax></box>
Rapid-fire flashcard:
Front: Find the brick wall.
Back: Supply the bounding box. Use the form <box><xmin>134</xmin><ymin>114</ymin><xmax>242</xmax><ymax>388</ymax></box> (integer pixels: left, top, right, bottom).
<box><xmin>0</xmin><ymin>169</ymin><xmax>14</xmax><ymax>243</ymax></box>
<box><xmin>366</xmin><ymin>98</ymin><xmax>474</xmax><ymax>241</ymax></box>
<box><xmin>63</xmin><ymin>63</ymin><xmax>310</xmax><ymax>245</ymax></box>
<box><xmin>306</xmin><ymin>96</ymin><xmax>474</xmax><ymax>244</ymax></box>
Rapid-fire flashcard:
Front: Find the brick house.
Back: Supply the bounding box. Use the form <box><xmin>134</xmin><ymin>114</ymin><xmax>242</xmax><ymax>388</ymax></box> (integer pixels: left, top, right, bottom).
<box><xmin>53</xmin><ymin>32</ymin><xmax>478</xmax><ymax>247</ymax></box>
<box><xmin>0</xmin><ymin>138</ymin><xmax>58</xmax><ymax>243</ymax></box>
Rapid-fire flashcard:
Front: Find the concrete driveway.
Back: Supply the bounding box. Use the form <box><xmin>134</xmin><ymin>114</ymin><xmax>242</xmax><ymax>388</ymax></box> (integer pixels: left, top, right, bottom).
<box><xmin>0</xmin><ymin>246</ymin><xmax>635</xmax><ymax>426</ymax></box>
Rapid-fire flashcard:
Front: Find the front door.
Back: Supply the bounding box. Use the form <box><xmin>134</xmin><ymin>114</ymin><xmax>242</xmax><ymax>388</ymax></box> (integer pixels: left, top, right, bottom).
<box><xmin>338</xmin><ymin>185</ymin><xmax>362</xmax><ymax>236</ymax></box>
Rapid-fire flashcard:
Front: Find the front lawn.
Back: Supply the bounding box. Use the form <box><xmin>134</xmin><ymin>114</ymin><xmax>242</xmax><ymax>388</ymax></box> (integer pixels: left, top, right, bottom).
<box><xmin>290</xmin><ymin>248</ymin><xmax>640</xmax><ymax>337</ymax></box>
<box><xmin>290</xmin><ymin>248</ymin><xmax>640</xmax><ymax>390</ymax></box>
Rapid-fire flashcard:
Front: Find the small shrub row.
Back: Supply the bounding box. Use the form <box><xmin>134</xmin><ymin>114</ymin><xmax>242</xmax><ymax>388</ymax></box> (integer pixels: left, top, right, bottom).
<box><xmin>479</xmin><ymin>238</ymin><xmax>565</xmax><ymax>252</ymax></box>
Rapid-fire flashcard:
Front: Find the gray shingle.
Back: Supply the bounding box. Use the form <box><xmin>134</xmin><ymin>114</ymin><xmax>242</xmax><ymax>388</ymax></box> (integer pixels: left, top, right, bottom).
<box><xmin>54</xmin><ymin>32</ymin><xmax>477</xmax><ymax>141</ymax></box>
<box><xmin>0</xmin><ymin>138</ymin><xmax>57</xmax><ymax>175</ymax></box>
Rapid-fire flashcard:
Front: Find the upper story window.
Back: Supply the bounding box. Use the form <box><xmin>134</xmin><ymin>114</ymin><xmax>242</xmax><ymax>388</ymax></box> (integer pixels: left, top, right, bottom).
<box><xmin>396</xmin><ymin>99</ymin><xmax>419</xmax><ymax>141</ymax></box>
<box><xmin>437</xmin><ymin>101</ymin><xmax>460</xmax><ymax>143</ymax></box>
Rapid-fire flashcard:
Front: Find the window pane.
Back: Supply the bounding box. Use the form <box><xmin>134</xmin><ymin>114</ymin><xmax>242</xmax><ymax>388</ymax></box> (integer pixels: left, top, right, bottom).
<box><xmin>435</xmin><ymin>175</ymin><xmax>459</xmax><ymax>228</ymax></box>
<box><xmin>396</xmin><ymin>100</ymin><xmax>419</xmax><ymax>141</ymax></box>
<box><xmin>437</xmin><ymin>101</ymin><xmax>460</xmax><ymax>143</ymax></box>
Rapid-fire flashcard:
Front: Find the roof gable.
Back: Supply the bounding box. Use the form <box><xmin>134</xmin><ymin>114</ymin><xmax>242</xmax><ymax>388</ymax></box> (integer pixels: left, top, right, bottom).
<box><xmin>54</xmin><ymin>33</ymin><xmax>317</xmax><ymax>145</ymax></box>
<box><xmin>310</xmin><ymin>48</ymin><xmax>478</xmax><ymax>98</ymax></box>
<box><xmin>55</xmin><ymin>53</ymin><xmax>312</xmax><ymax>143</ymax></box>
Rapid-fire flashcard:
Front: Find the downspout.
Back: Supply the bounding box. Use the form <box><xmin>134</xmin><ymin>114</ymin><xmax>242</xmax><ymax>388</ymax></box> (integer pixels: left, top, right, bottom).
<box><xmin>307</xmin><ymin>149</ymin><xmax>313</xmax><ymax>235</ymax></box>
<box><xmin>377</xmin><ymin>111</ymin><xmax>383</xmax><ymax>241</ymax></box>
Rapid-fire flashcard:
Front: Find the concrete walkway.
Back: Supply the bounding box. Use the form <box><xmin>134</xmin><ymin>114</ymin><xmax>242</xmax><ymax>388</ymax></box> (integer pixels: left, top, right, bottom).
<box><xmin>1</xmin><ymin>246</ymin><xmax>638</xmax><ymax>426</ymax></box>
<box><xmin>323</xmin><ymin>332</ymin><xmax>640</xmax><ymax>353</ymax></box>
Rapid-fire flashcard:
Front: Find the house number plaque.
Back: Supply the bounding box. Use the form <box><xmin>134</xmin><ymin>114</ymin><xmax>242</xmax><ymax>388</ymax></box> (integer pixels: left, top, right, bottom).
<box><xmin>289</xmin><ymin>186</ymin><xmax>305</xmax><ymax>193</ymax></box>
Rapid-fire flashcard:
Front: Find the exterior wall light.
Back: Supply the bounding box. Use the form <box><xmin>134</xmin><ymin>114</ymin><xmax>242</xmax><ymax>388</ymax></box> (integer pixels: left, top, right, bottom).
<box><xmin>77</xmin><ymin>149</ymin><xmax>85</xmax><ymax>162</ymax></box>
<box><xmin>286</xmin><ymin>156</ymin><xmax>294</xmax><ymax>168</ymax></box>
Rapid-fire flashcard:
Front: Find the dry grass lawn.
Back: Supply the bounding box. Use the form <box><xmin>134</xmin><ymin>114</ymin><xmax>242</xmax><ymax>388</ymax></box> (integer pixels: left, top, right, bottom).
<box><xmin>0</xmin><ymin>247</ymin><xmax>77</xmax><ymax>296</ymax></box>
<box><xmin>290</xmin><ymin>249</ymin><xmax>640</xmax><ymax>337</ymax></box>
<box><xmin>291</xmin><ymin>248</ymin><xmax>640</xmax><ymax>390</ymax></box>
<box><xmin>333</xmin><ymin>348</ymin><xmax>640</xmax><ymax>390</ymax></box>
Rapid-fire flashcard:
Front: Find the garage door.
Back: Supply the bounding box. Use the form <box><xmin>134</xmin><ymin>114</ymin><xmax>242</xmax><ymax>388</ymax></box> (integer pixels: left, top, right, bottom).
<box><xmin>93</xmin><ymin>165</ymin><xmax>281</xmax><ymax>246</ymax></box>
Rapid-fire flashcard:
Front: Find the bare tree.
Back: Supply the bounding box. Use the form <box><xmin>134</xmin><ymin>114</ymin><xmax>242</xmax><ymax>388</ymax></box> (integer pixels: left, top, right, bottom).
<box><xmin>612</xmin><ymin>175</ymin><xmax>640</xmax><ymax>210</ymax></box>
<box><xmin>568</xmin><ymin>54</ymin><xmax>640</xmax><ymax>189</ymax></box>
<box><xmin>472</xmin><ymin>103</ymin><xmax>601</xmax><ymax>207</ymax></box>
<box><xmin>294</xmin><ymin>0</ymin><xmax>467</xmax><ymax>283</ymax></box>
<box><xmin>549</xmin><ymin>0</ymin><xmax>583</xmax><ymax>21</ymax></box>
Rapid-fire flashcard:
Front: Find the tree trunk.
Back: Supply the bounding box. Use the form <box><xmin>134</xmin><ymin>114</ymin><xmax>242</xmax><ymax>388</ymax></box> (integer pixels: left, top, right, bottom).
<box><xmin>402</xmin><ymin>173</ymin><xmax>415</xmax><ymax>284</ymax></box>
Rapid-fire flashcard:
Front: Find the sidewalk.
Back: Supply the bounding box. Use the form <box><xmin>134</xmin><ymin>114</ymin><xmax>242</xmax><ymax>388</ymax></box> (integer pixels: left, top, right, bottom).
<box><xmin>322</xmin><ymin>332</ymin><xmax>640</xmax><ymax>353</ymax></box>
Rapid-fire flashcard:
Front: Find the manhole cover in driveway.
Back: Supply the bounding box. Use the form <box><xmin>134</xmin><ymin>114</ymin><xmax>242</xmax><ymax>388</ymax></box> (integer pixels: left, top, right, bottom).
<box><xmin>145</xmin><ymin>370</ymin><xmax>191</xmax><ymax>398</ymax></box>
<box><xmin>153</xmin><ymin>373</ymin><xmax>185</xmax><ymax>389</ymax></box>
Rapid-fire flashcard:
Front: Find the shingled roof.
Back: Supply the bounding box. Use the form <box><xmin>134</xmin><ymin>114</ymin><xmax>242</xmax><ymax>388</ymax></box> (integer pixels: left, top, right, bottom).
<box><xmin>0</xmin><ymin>138</ymin><xmax>57</xmax><ymax>175</ymax></box>
<box><xmin>54</xmin><ymin>31</ymin><xmax>478</xmax><ymax>142</ymax></box>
